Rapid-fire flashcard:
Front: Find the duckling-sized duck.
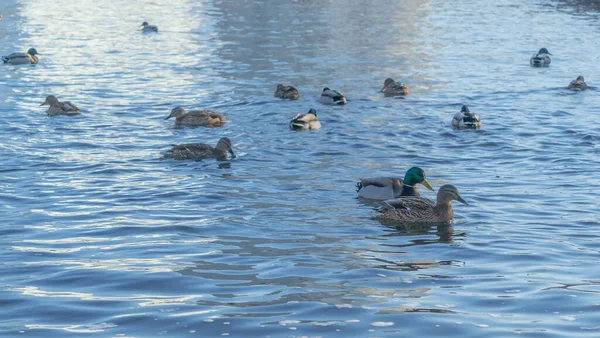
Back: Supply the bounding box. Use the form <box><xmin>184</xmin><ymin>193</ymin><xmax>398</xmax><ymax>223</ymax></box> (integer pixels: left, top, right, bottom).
<box><xmin>164</xmin><ymin>137</ymin><xmax>235</xmax><ymax>161</ymax></box>
<box><xmin>290</xmin><ymin>109</ymin><xmax>321</xmax><ymax>131</ymax></box>
<box><xmin>165</xmin><ymin>107</ymin><xmax>227</xmax><ymax>127</ymax></box>
<box><xmin>530</xmin><ymin>48</ymin><xmax>552</xmax><ymax>67</ymax></box>
<box><xmin>356</xmin><ymin>167</ymin><xmax>434</xmax><ymax>200</ymax></box>
<box><xmin>2</xmin><ymin>48</ymin><xmax>39</xmax><ymax>65</ymax></box>
<box><xmin>381</xmin><ymin>78</ymin><xmax>409</xmax><ymax>96</ymax></box>
<box><xmin>568</xmin><ymin>76</ymin><xmax>588</xmax><ymax>90</ymax></box>
<box><xmin>41</xmin><ymin>95</ymin><xmax>81</xmax><ymax>117</ymax></box>
<box><xmin>141</xmin><ymin>22</ymin><xmax>158</xmax><ymax>32</ymax></box>
<box><xmin>275</xmin><ymin>84</ymin><xmax>300</xmax><ymax>100</ymax></box>
<box><xmin>379</xmin><ymin>184</ymin><xmax>468</xmax><ymax>224</ymax></box>
<box><xmin>319</xmin><ymin>87</ymin><xmax>347</xmax><ymax>105</ymax></box>
<box><xmin>452</xmin><ymin>105</ymin><xmax>481</xmax><ymax>129</ymax></box>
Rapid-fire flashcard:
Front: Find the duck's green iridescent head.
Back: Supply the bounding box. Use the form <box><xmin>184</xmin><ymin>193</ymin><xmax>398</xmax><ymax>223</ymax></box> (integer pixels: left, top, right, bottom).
<box><xmin>141</xmin><ymin>21</ymin><xmax>149</xmax><ymax>26</ymax></box>
<box><xmin>538</xmin><ymin>48</ymin><xmax>551</xmax><ymax>55</ymax></box>
<box><xmin>404</xmin><ymin>167</ymin><xmax>434</xmax><ymax>191</ymax></box>
<box><xmin>27</xmin><ymin>48</ymin><xmax>38</xmax><ymax>56</ymax></box>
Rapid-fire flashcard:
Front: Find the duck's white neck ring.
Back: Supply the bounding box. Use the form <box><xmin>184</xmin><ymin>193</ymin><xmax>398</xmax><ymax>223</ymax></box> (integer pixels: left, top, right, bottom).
<box><xmin>403</xmin><ymin>183</ymin><xmax>414</xmax><ymax>188</ymax></box>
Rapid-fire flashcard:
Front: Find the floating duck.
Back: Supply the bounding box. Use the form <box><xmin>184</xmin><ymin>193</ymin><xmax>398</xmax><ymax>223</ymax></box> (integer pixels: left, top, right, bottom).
<box><xmin>2</xmin><ymin>48</ymin><xmax>39</xmax><ymax>65</ymax></box>
<box><xmin>40</xmin><ymin>95</ymin><xmax>81</xmax><ymax>117</ymax></box>
<box><xmin>356</xmin><ymin>167</ymin><xmax>434</xmax><ymax>200</ymax></box>
<box><xmin>379</xmin><ymin>184</ymin><xmax>468</xmax><ymax>224</ymax></box>
<box><xmin>164</xmin><ymin>137</ymin><xmax>235</xmax><ymax>161</ymax></box>
<box><xmin>452</xmin><ymin>105</ymin><xmax>481</xmax><ymax>129</ymax></box>
<box><xmin>381</xmin><ymin>78</ymin><xmax>409</xmax><ymax>96</ymax></box>
<box><xmin>165</xmin><ymin>107</ymin><xmax>227</xmax><ymax>127</ymax></box>
<box><xmin>319</xmin><ymin>87</ymin><xmax>346</xmax><ymax>105</ymax></box>
<box><xmin>530</xmin><ymin>48</ymin><xmax>552</xmax><ymax>67</ymax></box>
<box><xmin>290</xmin><ymin>109</ymin><xmax>321</xmax><ymax>131</ymax></box>
<box><xmin>141</xmin><ymin>22</ymin><xmax>158</xmax><ymax>32</ymax></box>
<box><xmin>274</xmin><ymin>84</ymin><xmax>300</xmax><ymax>100</ymax></box>
<box><xmin>568</xmin><ymin>76</ymin><xmax>588</xmax><ymax>90</ymax></box>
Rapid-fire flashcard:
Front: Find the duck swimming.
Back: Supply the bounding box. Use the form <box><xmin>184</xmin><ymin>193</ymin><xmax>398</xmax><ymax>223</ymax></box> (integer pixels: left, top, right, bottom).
<box><xmin>40</xmin><ymin>95</ymin><xmax>81</xmax><ymax>117</ymax></box>
<box><xmin>165</xmin><ymin>107</ymin><xmax>227</xmax><ymax>127</ymax></box>
<box><xmin>274</xmin><ymin>84</ymin><xmax>300</xmax><ymax>100</ymax></box>
<box><xmin>568</xmin><ymin>76</ymin><xmax>588</xmax><ymax>90</ymax></box>
<box><xmin>2</xmin><ymin>48</ymin><xmax>39</xmax><ymax>65</ymax></box>
<box><xmin>164</xmin><ymin>137</ymin><xmax>235</xmax><ymax>161</ymax></box>
<box><xmin>530</xmin><ymin>48</ymin><xmax>552</xmax><ymax>67</ymax></box>
<box><xmin>356</xmin><ymin>167</ymin><xmax>434</xmax><ymax>200</ymax></box>
<box><xmin>319</xmin><ymin>87</ymin><xmax>347</xmax><ymax>105</ymax></box>
<box><xmin>452</xmin><ymin>105</ymin><xmax>481</xmax><ymax>129</ymax></box>
<box><xmin>141</xmin><ymin>22</ymin><xmax>158</xmax><ymax>32</ymax></box>
<box><xmin>290</xmin><ymin>109</ymin><xmax>321</xmax><ymax>131</ymax></box>
<box><xmin>379</xmin><ymin>184</ymin><xmax>468</xmax><ymax>224</ymax></box>
<box><xmin>381</xmin><ymin>78</ymin><xmax>409</xmax><ymax>96</ymax></box>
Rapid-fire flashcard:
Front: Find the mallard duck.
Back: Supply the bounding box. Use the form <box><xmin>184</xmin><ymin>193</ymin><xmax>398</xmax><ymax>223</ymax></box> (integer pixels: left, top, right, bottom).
<box><xmin>2</xmin><ymin>48</ymin><xmax>39</xmax><ymax>65</ymax></box>
<box><xmin>290</xmin><ymin>109</ymin><xmax>321</xmax><ymax>131</ymax></box>
<box><xmin>530</xmin><ymin>48</ymin><xmax>552</xmax><ymax>67</ymax></box>
<box><xmin>381</xmin><ymin>78</ymin><xmax>409</xmax><ymax>96</ymax></box>
<box><xmin>40</xmin><ymin>95</ymin><xmax>81</xmax><ymax>117</ymax></box>
<box><xmin>141</xmin><ymin>22</ymin><xmax>158</xmax><ymax>32</ymax></box>
<box><xmin>568</xmin><ymin>76</ymin><xmax>588</xmax><ymax>90</ymax></box>
<box><xmin>319</xmin><ymin>87</ymin><xmax>346</xmax><ymax>105</ymax></box>
<box><xmin>274</xmin><ymin>84</ymin><xmax>300</xmax><ymax>100</ymax></box>
<box><xmin>165</xmin><ymin>107</ymin><xmax>227</xmax><ymax>127</ymax></box>
<box><xmin>379</xmin><ymin>184</ymin><xmax>468</xmax><ymax>224</ymax></box>
<box><xmin>452</xmin><ymin>105</ymin><xmax>481</xmax><ymax>129</ymax></box>
<box><xmin>356</xmin><ymin>167</ymin><xmax>434</xmax><ymax>200</ymax></box>
<box><xmin>164</xmin><ymin>137</ymin><xmax>235</xmax><ymax>161</ymax></box>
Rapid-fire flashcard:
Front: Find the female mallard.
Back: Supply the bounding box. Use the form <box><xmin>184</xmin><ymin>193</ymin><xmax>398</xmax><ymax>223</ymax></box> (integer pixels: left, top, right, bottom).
<box><xmin>568</xmin><ymin>76</ymin><xmax>588</xmax><ymax>90</ymax></box>
<box><xmin>165</xmin><ymin>107</ymin><xmax>227</xmax><ymax>127</ymax></box>
<box><xmin>275</xmin><ymin>84</ymin><xmax>300</xmax><ymax>100</ymax></box>
<box><xmin>356</xmin><ymin>167</ymin><xmax>434</xmax><ymax>200</ymax></box>
<box><xmin>452</xmin><ymin>105</ymin><xmax>481</xmax><ymax>129</ymax></box>
<box><xmin>2</xmin><ymin>48</ymin><xmax>39</xmax><ymax>65</ymax></box>
<box><xmin>381</xmin><ymin>78</ymin><xmax>409</xmax><ymax>96</ymax></box>
<box><xmin>40</xmin><ymin>95</ymin><xmax>80</xmax><ymax>117</ymax></box>
<box><xmin>379</xmin><ymin>184</ymin><xmax>468</xmax><ymax>224</ymax></box>
<box><xmin>319</xmin><ymin>87</ymin><xmax>347</xmax><ymax>105</ymax></box>
<box><xmin>141</xmin><ymin>21</ymin><xmax>158</xmax><ymax>32</ymax></box>
<box><xmin>530</xmin><ymin>48</ymin><xmax>552</xmax><ymax>67</ymax></box>
<box><xmin>290</xmin><ymin>109</ymin><xmax>321</xmax><ymax>131</ymax></box>
<box><xmin>164</xmin><ymin>137</ymin><xmax>235</xmax><ymax>161</ymax></box>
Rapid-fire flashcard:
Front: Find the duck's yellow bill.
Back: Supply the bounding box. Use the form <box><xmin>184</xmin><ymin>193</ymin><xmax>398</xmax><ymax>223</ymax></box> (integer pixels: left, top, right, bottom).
<box><xmin>421</xmin><ymin>179</ymin><xmax>434</xmax><ymax>191</ymax></box>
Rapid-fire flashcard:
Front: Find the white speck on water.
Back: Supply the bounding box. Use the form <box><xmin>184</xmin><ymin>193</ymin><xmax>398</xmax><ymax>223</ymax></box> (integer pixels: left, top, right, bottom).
<box><xmin>377</xmin><ymin>274</ymin><xmax>386</xmax><ymax>277</ymax></box>
<box><xmin>371</xmin><ymin>322</ymin><xmax>394</xmax><ymax>327</ymax></box>
<box><xmin>204</xmin><ymin>319</ymin><xmax>214</xmax><ymax>323</ymax></box>
<box><xmin>560</xmin><ymin>316</ymin><xmax>576</xmax><ymax>321</ymax></box>
<box><xmin>279</xmin><ymin>320</ymin><xmax>301</xmax><ymax>326</ymax></box>
<box><xmin>475</xmin><ymin>324</ymin><xmax>489</xmax><ymax>328</ymax></box>
<box><xmin>345</xmin><ymin>319</ymin><xmax>360</xmax><ymax>323</ymax></box>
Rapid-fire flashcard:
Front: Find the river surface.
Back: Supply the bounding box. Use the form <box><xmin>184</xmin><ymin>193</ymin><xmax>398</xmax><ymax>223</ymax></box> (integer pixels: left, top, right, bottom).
<box><xmin>2</xmin><ymin>0</ymin><xmax>600</xmax><ymax>337</ymax></box>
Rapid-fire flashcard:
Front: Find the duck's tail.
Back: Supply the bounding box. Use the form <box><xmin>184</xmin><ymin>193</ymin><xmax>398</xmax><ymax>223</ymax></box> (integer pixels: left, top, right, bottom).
<box><xmin>1</xmin><ymin>56</ymin><xmax>8</xmax><ymax>63</ymax></box>
<box><xmin>355</xmin><ymin>181</ymin><xmax>362</xmax><ymax>192</ymax></box>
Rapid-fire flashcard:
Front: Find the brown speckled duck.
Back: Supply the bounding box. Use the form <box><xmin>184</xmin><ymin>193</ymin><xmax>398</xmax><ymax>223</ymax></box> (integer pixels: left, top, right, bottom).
<box><xmin>165</xmin><ymin>107</ymin><xmax>227</xmax><ymax>127</ymax></box>
<box><xmin>568</xmin><ymin>76</ymin><xmax>588</xmax><ymax>90</ymax></box>
<box><xmin>274</xmin><ymin>84</ymin><xmax>300</xmax><ymax>100</ymax></box>
<box><xmin>381</xmin><ymin>78</ymin><xmax>409</xmax><ymax>96</ymax></box>
<box><xmin>164</xmin><ymin>137</ymin><xmax>235</xmax><ymax>161</ymax></box>
<box><xmin>40</xmin><ymin>95</ymin><xmax>80</xmax><ymax>117</ymax></box>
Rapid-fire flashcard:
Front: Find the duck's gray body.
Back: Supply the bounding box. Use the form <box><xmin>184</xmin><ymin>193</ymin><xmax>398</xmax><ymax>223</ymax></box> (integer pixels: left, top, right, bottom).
<box><xmin>319</xmin><ymin>87</ymin><xmax>346</xmax><ymax>105</ymax></box>
<box><xmin>164</xmin><ymin>137</ymin><xmax>235</xmax><ymax>161</ymax></box>
<box><xmin>141</xmin><ymin>22</ymin><xmax>158</xmax><ymax>32</ymax></box>
<box><xmin>290</xmin><ymin>109</ymin><xmax>321</xmax><ymax>131</ymax></box>
<box><xmin>530</xmin><ymin>48</ymin><xmax>551</xmax><ymax>67</ymax></box>
<box><xmin>2</xmin><ymin>48</ymin><xmax>39</xmax><ymax>65</ymax></box>
<box><xmin>452</xmin><ymin>105</ymin><xmax>481</xmax><ymax>129</ymax></box>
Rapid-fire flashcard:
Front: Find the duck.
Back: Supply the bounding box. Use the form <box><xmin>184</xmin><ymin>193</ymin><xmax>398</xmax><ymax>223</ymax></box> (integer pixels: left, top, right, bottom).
<box><xmin>379</xmin><ymin>184</ymin><xmax>468</xmax><ymax>224</ymax></box>
<box><xmin>452</xmin><ymin>105</ymin><xmax>481</xmax><ymax>129</ymax></box>
<box><xmin>530</xmin><ymin>48</ymin><xmax>552</xmax><ymax>67</ymax></box>
<box><xmin>568</xmin><ymin>76</ymin><xmax>588</xmax><ymax>90</ymax></box>
<box><xmin>165</xmin><ymin>107</ymin><xmax>227</xmax><ymax>127</ymax></box>
<box><xmin>141</xmin><ymin>21</ymin><xmax>158</xmax><ymax>32</ymax></box>
<box><xmin>274</xmin><ymin>84</ymin><xmax>300</xmax><ymax>100</ymax></box>
<box><xmin>381</xmin><ymin>78</ymin><xmax>409</xmax><ymax>96</ymax></box>
<box><xmin>164</xmin><ymin>137</ymin><xmax>235</xmax><ymax>161</ymax></box>
<box><xmin>2</xmin><ymin>48</ymin><xmax>39</xmax><ymax>65</ymax></box>
<box><xmin>40</xmin><ymin>95</ymin><xmax>81</xmax><ymax>117</ymax></box>
<box><xmin>319</xmin><ymin>87</ymin><xmax>346</xmax><ymax>105</ymax></box>
<box><xmin>290</xmin><ymin>109</ymin><xmax>321</xmax><ymax>131</ymax></box>
<box><xmin>356</xmin><ymin>167</ymin><xmax>434</xmax><ymax>200</ymax></box>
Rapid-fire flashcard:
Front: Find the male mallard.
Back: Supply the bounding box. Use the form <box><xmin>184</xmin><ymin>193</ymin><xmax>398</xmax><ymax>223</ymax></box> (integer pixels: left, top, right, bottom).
<box><xmin>379</xmin><ymin>184</ymin><xmax>468</xmax><ymax>224</ymax></box>
<box><xmin>356</xmin><ymin>167</ymin><xmax>434</xmax><ymax>200</ymax></box>
<box><xmin>40</xmin><ymin>95</ymin><xmax>81</xmax><ymax>117</ymax></box>
<box><xmin>319</xmin><ymin>87</ymin><xmax>346</xmax><ymax>105</ymax></box>
<box><xmin>275</xmin><ymin>84</ymin><xmax>300</xmax><ymax>100</ymax></box>
<box><xmin>452</xmin><ymin>105</ymin><xmax>481</xmax><ymax>129</ymax></box>
<box><xmin>568</xmin><ymin>76</ymin><xmax>588</xmax><ymax>90</ymax></box>
<box><xmin>165</xmin><ymin>107</ymin><xmax>227</xmax><ymax>127</ymax></box>
<box><xmin>141</xmin><ymin>21</ymin><xmax>158</xmax><ymax>32</ymax></box>
<box><xmin>381</xmin><ymin>78</ymin><xmax>409</xmax><ymax>96</ymax></box>
<box><xmin>2</xmin><ymin>48</ymin><xmax>39</xmax><ymax>65</ymax></box>
<box><xmin>164</xmin><ymin>137</ymin><xmax>235</xmax><ymax>161</ymax></box>
<box><xmin>530</xmin><ymin>48</ymin><xmax>552</xmax><ymax>67</ymax></box>
<box><xmin>290</xmin><ymin>109</ymin><xmax>321</xmax><ymax>131</ymax></box>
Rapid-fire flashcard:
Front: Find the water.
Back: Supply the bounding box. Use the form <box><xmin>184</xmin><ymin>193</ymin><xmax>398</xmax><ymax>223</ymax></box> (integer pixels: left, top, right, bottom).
<box><xmin>2</xmin><ymin>0</ymin><xmax>600</xmax><ymax>336</ymax></box>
